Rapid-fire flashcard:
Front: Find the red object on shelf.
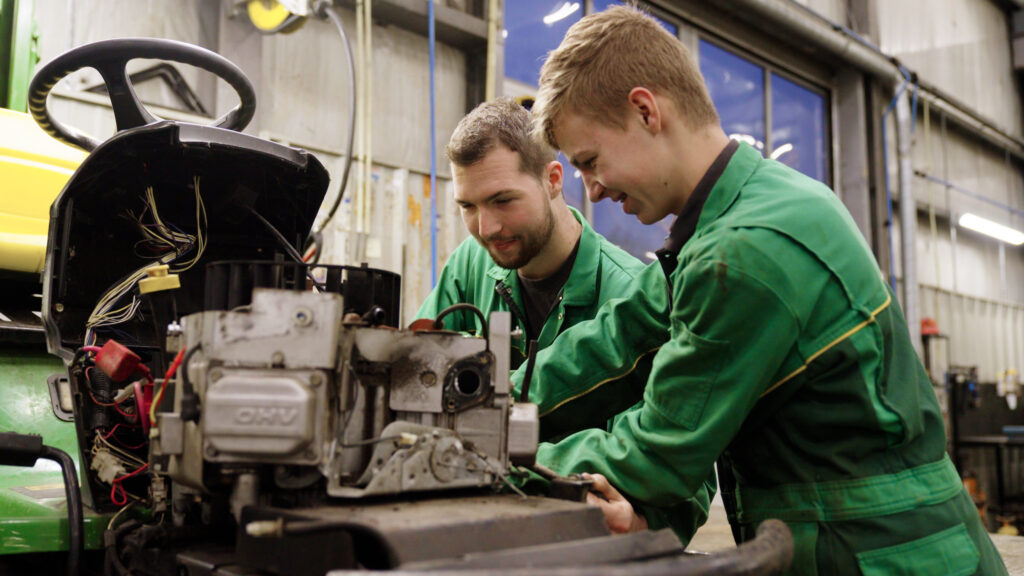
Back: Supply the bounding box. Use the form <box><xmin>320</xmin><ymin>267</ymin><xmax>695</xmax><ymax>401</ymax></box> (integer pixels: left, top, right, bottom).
<box><xmin>95</xmin><ymin>340</ymin><xmax>142</xmax><ymax>382</ymax></box>
<box><xmin>921</xmin><ymin>317</ymin><xmax>940</xmax><ymax>336</ymax></box>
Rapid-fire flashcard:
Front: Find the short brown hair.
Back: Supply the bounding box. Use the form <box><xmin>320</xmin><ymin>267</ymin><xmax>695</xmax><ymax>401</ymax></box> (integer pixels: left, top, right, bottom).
<box><xmin>533</xmin><ymin>5</ymin><xmax>719</xmax><ymax>149</ymax></box>
<box><xmin>446</xmin><ymin>97</ymin><xmax>556</xmax><ymax>179</ymax></box>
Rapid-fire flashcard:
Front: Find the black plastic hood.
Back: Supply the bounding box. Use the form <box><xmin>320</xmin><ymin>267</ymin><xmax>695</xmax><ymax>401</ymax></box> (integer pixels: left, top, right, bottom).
<box><xmin>41</xmin><ymin>120</ymin><xmax>330</xmax><ymax>359</ymax></box>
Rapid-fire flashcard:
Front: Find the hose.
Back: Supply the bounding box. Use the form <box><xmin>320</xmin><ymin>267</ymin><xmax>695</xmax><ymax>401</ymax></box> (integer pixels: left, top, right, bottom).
<box><xmin>433</xmin><ymin>303</ymin><xmax>489</xmax><ymax>351</ymax></box>
<box><xmin>306</xmin><ymin>1</ymin><xmax>358</xmax><ymax>264</ymax></box>
<box><xmin>40</xmin><ymin>445</ymin><xmax>83</xmax><ymax>576</ymax></box>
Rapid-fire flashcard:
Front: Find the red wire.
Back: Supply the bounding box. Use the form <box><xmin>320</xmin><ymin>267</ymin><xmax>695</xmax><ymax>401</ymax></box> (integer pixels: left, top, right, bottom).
<box><xmin>110</xmin><ymin>463</ymin><xmax>149</xmax><ymax>506</ymax></box>
<box><xmin>152</xmin><ymin>348</ymin><xmax>186</xmax><ymax>417</ymax></box>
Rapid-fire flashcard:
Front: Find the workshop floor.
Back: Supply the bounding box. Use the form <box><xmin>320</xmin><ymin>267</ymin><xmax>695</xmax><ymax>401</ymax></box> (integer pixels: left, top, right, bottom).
<box><xmin>687</xmin><ymin>494</ymin><xmax>1024</xmax><ymax>574</ymax></box>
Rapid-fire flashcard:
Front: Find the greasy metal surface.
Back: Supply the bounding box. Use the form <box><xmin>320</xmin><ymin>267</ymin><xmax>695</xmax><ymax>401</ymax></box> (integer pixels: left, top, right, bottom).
<box><xmin>249</xmin><ymin>494</ymin><xmax>609</xmax><ymax>567</ymax></box>
<box><xmin>401</xmin><ymin>528</ymin><xmax>685</xmax><ymax>570</ymax></box>
<box><xmin>325</xmin><ymin>519</ymin><xmax>793</xmax><ymax>576</ymax></box>
<box><xmin>0</xmin><ymin>346</ymin><xmax>108</xmax><ymax>553</ymax></box>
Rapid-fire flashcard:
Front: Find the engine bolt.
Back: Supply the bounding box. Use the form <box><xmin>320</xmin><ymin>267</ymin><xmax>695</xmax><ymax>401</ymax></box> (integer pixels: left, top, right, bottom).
<box><xmin>293</xmin><ymin>307</ymin><xmax>313</xmax><ymax>327</ymax></box>
<box><xmin>310</xmin><ymin>372</ymin><xmax>324</xmax><ymax>387</ymax></box>
<box><xmin>421</xmin><ymin>371</ymin><xmax>437</xmax><ymax>387</ymax></box>
<box><xmin>271</xmin><ymin>352</ymin><xmax>285</xmax><ymax>366</ymax></box>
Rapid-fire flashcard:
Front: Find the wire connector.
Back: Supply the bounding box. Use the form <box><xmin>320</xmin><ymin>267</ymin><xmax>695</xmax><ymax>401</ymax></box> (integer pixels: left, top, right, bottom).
<box><xmin>96</xmin><ymin>340</ymin><xmax>142</xmax><ymax>382</ymax></box>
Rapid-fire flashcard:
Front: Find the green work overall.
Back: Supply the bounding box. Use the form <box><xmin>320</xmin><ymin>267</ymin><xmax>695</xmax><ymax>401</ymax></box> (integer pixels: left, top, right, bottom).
<box><xmin>514</xmin><ymin>142</ymin><xmax>1007</xmax><ymax>575</ymax></box>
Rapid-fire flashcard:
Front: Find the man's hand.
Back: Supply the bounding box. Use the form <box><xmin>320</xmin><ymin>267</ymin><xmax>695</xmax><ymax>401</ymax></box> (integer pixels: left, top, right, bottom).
<box><xmin>582</xmin><ymin>473</ymin><xmax>648</xmax><ymax>534</ymax></box>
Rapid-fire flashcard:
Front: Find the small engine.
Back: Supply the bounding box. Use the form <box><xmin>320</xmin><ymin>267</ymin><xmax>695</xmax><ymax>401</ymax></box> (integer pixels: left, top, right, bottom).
<box><xmin>153</xmin><ymin>283</ymin><xmax>538</xmax><ymax>512</ymax></box>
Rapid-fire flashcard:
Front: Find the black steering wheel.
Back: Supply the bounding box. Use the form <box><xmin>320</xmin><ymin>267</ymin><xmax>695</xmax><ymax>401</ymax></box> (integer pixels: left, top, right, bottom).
<box><xmin>28</xmin><ymin>38</ymin><xmax>257</xmax><ymax>151</ymax></box>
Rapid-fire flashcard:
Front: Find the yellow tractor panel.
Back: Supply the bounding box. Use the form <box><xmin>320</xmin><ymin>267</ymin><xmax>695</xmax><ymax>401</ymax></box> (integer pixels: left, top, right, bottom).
<box><xmin>0</xmin><ymin>109</ymin><xmax>86</xmax><ymax>274</ymax></box>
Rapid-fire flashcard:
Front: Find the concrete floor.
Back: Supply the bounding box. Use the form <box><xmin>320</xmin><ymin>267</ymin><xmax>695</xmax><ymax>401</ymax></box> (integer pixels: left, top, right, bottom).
<box><xmin>687</xmin><ymin>494</ymin><xmax>1024</xmax><ymax>574</ymax></box>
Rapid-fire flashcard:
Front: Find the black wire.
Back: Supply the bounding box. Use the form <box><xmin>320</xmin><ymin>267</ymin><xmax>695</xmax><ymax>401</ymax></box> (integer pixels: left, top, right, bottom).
<box><xmin>434</xmin><ymin>303</ymin><xmax>490</xmax><ymax>351</ymax></box>
<box><xmin>519</xmin><ymin>339</ymin><xmax>538</xmax><ymax>404</ymax></box>
<box><xmin>247</xmin><ymin>207</ymin><xmax>305</xmax><ymax>264</ymax></box>
<box><xmin>306</xmin><ymin>3</ymin><xmax>358</xmax><ymax>256</ymax></box>
<box><xmin>40</xmin><ymin>445</ymin><xmax>82</xmax><ymax>576</ymax></box>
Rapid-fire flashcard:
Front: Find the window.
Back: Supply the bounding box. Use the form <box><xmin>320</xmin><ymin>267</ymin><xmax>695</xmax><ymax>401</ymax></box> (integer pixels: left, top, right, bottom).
<box><xmin>504</xmin><ymin>1</ymin><xmax>582</xmax><ymax>87</ymax></box>
<box><xmin>699</xmin><ymin>38</ymin><xmax>830</xmax><ymax>184</ymax></box>
<box><xmin>771</xmin><ymin>73</ymin><xmax>829</xmax><ymax>183</ymax></box>
<box><xmin>700</xmin><ymin>41</ymin><xmax>767</xmax><ymax>155</ymax></box>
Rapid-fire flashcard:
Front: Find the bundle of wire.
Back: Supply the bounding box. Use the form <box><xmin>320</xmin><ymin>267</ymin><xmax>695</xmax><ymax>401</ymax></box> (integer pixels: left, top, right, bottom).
<box><xmin>85</xmin><ymin>177</ymin><xmax>207</xmax><ymax>346</ymax></box>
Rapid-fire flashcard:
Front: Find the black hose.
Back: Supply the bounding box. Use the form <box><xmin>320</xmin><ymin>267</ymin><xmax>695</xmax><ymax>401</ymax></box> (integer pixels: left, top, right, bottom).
<box><xmin>433</xmin><ymin>303</ymin><xmax>489</xmax><ymax>350</ymax></box>
<box><xmin>105</xmin><ymin>519</ymin><xmax>141</xmax><ymax>576</ymax></box>
<box><xmin>40</xmin><ymin>445</ymin><xmax>83</xmax><ymax>576</ymax></box>
<box><xmin>519</xmin><ymin>339</ymin><xmax>538</xmax><ymax>404</ymax></box>
<box><xmin>306</xmin><ymin>2</ymin><xmax>358</xmax><ymax>263</ymax></box>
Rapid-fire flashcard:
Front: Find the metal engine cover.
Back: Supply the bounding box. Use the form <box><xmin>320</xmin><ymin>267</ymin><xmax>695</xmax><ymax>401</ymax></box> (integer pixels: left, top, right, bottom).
<box><xmin>203</xmin><ymin>369</ymin><xmax>322</xmax><ymax>462</ymax></box>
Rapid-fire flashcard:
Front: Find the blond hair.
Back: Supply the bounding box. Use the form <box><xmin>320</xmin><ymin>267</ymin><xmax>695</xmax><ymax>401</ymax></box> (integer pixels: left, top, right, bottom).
<box><xmin>533</xmin><ymin>5</ymin><xmax>719</xmax><ymax>149</ymax></box>
<box><xmin>447</xmin><ymin>97</ymin><xmax>556</xmax><ymax>179</ymax></box>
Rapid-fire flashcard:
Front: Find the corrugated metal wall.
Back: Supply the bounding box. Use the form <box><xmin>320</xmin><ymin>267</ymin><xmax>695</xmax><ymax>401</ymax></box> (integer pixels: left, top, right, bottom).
<box><xmin>877</xmin><ymin>0</ymin><xmax>1023</xmax><ymax>138</ymax></box>
<box><xmin>872</xmin><ymin>0</ymin><xmax>1024</xmax><ymax>383</ymax></box>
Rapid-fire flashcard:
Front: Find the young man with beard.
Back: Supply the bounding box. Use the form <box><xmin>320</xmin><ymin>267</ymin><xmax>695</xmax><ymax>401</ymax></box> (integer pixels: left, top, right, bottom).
<box><xmin>417</xmin><ymin>97</ymin><xmax>714</xmax><ymax>544</ymax></box>
<box><xmin>515</xmin><ymin>6</ymin><xmax>1007</xmax><ymax>575</ymax></box>
<box><xmin>417</xmin><ymin>97</ymin><xmax>645</xmax><ymax>377</ymax></box>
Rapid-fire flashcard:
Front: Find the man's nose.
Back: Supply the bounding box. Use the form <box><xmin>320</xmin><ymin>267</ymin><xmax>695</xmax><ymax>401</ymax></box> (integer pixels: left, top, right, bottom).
<box><xmin>478</xmin><ymin>207</ymin><xmax>502</xmax><ymax>237</ymax></box>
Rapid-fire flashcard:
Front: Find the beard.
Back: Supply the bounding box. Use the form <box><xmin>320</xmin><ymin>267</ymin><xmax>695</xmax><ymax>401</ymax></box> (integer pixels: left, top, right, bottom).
<box><xmin>479</xmin><ymin>204</ymin><xmax>556</xmax><ymax>270</ymax></box>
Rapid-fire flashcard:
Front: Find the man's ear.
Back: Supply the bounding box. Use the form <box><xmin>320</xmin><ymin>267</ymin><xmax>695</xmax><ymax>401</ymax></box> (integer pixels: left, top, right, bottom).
<box><xmin>628</xmin><ymin>87</ymin><xmax>661</xmax><ymax>134</ymax></box>
<box><xmin>545</xmin><ymin>160</ymin><xmax>564</xmax><ymax>199</ymax></box>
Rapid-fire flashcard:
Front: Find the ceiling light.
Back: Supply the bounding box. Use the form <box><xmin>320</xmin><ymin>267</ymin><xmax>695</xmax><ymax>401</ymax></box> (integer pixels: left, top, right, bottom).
<box><xmin>770</xmin><ymin>143</ymin><xmax>793</xmax><ymax>160</ymax></box>
<box><xmin>958</xmin><ymin>213</ymin><xmax>1024</xmax><ymax>246</ymax></box>
<box><xmin>543</xmin><ymin>2</ymin><xmax>580</xmax><ymax>25</ymax></box>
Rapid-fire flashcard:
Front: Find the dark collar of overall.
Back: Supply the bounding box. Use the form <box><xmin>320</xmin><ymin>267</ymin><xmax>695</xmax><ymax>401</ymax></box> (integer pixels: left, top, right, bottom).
<box><xmin>655</xmin><ymin>139</ymin><xmax>748</xmax><ymax>277</ymax></box>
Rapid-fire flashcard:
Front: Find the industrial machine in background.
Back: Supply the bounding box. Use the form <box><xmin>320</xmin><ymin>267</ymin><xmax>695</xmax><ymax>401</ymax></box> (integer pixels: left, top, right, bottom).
<box><xmin>0</xmin><ymin>12</ymin><xmax>793</xmax><ymax>575</ymax></box>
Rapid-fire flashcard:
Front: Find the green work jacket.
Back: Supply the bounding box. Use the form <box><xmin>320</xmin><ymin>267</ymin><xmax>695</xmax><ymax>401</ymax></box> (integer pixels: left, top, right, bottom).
<box><xmin>513</xmin><ymin>142</ymin><xmax>1006</xmax><ymax>575</ymax></box>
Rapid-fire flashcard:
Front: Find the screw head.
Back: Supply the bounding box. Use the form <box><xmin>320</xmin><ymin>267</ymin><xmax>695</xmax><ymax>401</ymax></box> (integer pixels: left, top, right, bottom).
<box><xmin>271</xmin><ymin>352</ymin><xmax>285</xmax><ymax>366</ymax></box>
<box><xmin>309</xmin><ymin>372</ymin><xmax>324</xmax><ymax>387</ymax></box>
<box><xmin>55</xmin><ymin>303</ymin><xmax>64</xmax><ymax>313</ymax></box>
<box><xmin>420</xmin><ymin>371</ymin><xmax>437</xmax><ymax>387</ymax></box>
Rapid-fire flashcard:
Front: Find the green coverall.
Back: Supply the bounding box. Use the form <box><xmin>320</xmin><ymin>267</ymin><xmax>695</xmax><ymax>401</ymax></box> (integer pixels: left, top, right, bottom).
<box><xmin>512</xmin><ymin>142</ymin><xmax>1007</xmax><ymax>575</ymax></box>
<box><xmin>416</xmin><ymin>207</ymin><xmax>715</xmax><ymax>545</ymax></box>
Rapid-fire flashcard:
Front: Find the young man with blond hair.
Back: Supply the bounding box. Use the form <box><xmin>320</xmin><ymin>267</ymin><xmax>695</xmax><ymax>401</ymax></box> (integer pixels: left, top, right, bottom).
<box><xmin>515</xmin><ymin>6</ymin><xmax>1006</xmax><ymax>574</ymax></box>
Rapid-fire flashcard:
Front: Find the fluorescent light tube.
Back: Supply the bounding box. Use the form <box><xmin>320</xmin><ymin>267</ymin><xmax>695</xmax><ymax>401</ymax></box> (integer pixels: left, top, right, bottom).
<box><xmin>958</xmin><ymin>213</ymin><xmax>1024</xmax><ymax>246</ymax></box>
<box><xmin>544</xmin><ymin>2</ymin><xmax>580</xmax><ymax>25</ymax></box>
